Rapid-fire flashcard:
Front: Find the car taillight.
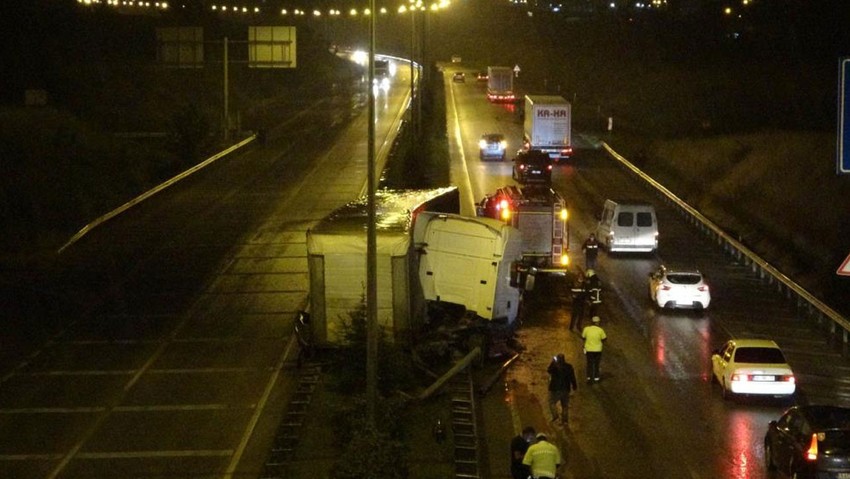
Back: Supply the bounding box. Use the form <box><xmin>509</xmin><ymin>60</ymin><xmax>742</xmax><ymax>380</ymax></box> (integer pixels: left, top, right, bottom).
<box><xmin>731</xmin><ymin>373</ymin><xmax>748</xmax><ymax>383</ymax></box>
<box><xmin>520</xmin><ymin>164</ymin><xmax>526</xmax><ymax>170</ymax></box>
<box><xmin>547</xmin><ymin>164</ymin><xmax>553</xmax><ymax>171</ymax></box>
<box><xmin>660</xmin><ymin>285</ymin><xmax>671</xmax><ymax>291</ymax></box>
<box><xmin>806</xmin><ymin>433</ymin><xmax>818</xmax><ymax>461</ymax></box>
<box><xmin>783</xmin><ymin>375</ymin><xmax>795</xmax><ymax>383</ymax></box>
<box><xmin>698</xmin><ymin>285</ymin><xmax>708</xmax><ymax>292</ymax></box>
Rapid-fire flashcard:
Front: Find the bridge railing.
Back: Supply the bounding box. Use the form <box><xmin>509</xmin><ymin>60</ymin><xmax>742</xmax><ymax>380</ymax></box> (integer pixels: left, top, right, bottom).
<box><xmin>602</xmin><ymin>142</ymin><xmax>850</xmax><ymax>353</ymax></box>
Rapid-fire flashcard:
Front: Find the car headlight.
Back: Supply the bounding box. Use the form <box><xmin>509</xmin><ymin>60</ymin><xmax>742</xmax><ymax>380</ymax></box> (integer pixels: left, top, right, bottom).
<box><xmin>479</xmin><ymin>139</ymin><xmax>487</xmax><ymax>149</ymax></box>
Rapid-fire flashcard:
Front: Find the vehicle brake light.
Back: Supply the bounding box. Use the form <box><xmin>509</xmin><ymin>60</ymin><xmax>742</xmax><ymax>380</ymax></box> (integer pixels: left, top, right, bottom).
<box><xmin>520</xmin><ymin>164</ymin><xmax>526</xmax><ymax>170</ymax></box>
<box><xmin>731</xmin><ymin>373</ymin><xmax>748</xmax><ymax>383</ymax></box>
<box><xmin>806</xmin><ymin>433</ymin><xmax>818</xmax><ymax>461</ymax></box>
<box><xmin>660</xmin><ymin>285</ymin><xmax>671</xmax><ymax>291</ymax></box>
<box><xmin>698</xmin><ymin>285</ymin><xmax>708</xmax><ymax>292</ymax></box>
<box><xmin>784</xmin><ymin>375</ymin><xmax>795</xmax><ymax>383</ymax></box>
<box><xmin>547</xmin><ymin>164</ymin><xmax>553</xmax><ymax>171</ymax></box>
<box><xmin>498</xmin><ymin>199</ymin><xmax>509</xmax><ymax>211</ymax></box>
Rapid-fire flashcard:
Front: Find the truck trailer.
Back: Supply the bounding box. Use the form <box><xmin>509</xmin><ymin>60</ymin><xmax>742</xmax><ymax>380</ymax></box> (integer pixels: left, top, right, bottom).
<box><xmin>523</xmin><ymin>95</ymin><xmax>573</xmax><ymax>161</ymax></box>
<box><xmin>306</xmin><ymin>188</ymin><xmax>459</xmax><ymax>346</ymax></box>
<box><xmin>487</xmin><ymin>66</ymin><xmax>515</xmax><ymax>103</ymax></box>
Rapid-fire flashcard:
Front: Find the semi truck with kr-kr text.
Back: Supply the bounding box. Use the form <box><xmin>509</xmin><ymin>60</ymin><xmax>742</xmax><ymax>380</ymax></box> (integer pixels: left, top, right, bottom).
<box><xmin>523</xmin><ymin>95</ymin><xmax>573</xmax><ymax>161</ymax></box>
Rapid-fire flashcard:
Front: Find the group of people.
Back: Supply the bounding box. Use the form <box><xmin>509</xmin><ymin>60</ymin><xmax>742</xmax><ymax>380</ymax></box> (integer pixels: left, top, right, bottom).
<box><xmin>575</xmin><ymin>232</ymin><xmax>607</xmax><ymax>383</ymax></box>
<box><xmin>507</xmin><ymin>233</ymin><xmax>610</xmax><ymax>479</ymax></box>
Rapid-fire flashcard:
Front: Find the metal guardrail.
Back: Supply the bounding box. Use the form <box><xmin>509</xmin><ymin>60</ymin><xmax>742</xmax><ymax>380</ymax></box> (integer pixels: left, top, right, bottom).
<box><xmin>57</xmin><ymin>134</ymin><xmax>256</xmax><ymax>254</ymax></box>
<box><xmin>601</xmin><ymin>142</ymin><xmax>850</xmax><ymax>351</ymax></box>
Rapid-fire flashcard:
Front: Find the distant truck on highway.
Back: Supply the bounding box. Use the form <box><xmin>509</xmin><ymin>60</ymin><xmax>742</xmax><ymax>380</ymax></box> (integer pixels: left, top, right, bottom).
<box><xmin>487</xmin><ymin>66</ymin><xmax>515</xmax><ymax>103</ymax></box>
<box><xmin>523</xmin><ymin>95</ymin><xmax>573</xmax><ymax>161</ymax></box>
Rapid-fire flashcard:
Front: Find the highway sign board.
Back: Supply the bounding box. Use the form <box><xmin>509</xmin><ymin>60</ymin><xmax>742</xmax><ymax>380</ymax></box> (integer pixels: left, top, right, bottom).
<box><xmin>838</xmin><ymin>252</ymin><xmax>850</xmax><ymax>276</ymax></box>
<box><xmin>839</xmin><ymin>57</ymin><xmax>850</xmax><ymax>174</ymax></box>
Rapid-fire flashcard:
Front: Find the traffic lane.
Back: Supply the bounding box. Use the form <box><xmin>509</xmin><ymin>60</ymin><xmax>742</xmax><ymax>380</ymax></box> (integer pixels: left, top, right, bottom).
<box><xmin>520</xmin><ymin>149</ymin><xmax>791</xmax><ymax>477</ymax></box>
<box><xmin>579</xmin><ymin>147</ymin><xmax>850</xmax><ymax>404</ymax></box>
<box><xmin>0</xmin><ymin>74</ymin><xmax>412</xmax><ymax>479</ymax></box>
<box><xmin>445</xmin><ymin>67</ymin><xmax>523</xmax><ymax>213</ymax></box>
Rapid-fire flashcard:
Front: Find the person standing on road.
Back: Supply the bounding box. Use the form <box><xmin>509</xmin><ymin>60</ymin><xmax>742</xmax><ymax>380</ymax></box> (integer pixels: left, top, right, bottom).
<box><xmin>570</xmin><ymin>274</ymin><xmax>586</xmax><ymax>332</ymax></box>
<box><xmin>582</xmin><ymin>316</ymin><xmax>607</xmax><ymax>383</ymax></box>
<box><xmin>547</xmin><ymin>354</ymin><xmax>578</xmax><ymax>425</ymax></box>
<box><xmin>584</xmin><ymin>269</ymin><xmax>603</xmax><ymax>318</ymax></box>
<box><xmin>522</xmin><ymin>432</ymin><xmax>562</xmax><ymax>479</ymax></box>
<box><xmin>510</xmin><ymin>426</ymin><xmax>536</xmax><ymax>479</ymax></box>
<box><xmin>582</xmin><ymin>232</ymin><xmax>599</xmax><ymax>270</ymax></box>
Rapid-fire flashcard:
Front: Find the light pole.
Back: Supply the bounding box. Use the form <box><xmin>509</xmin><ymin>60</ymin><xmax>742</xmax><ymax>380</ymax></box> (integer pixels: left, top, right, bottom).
<box><xmin>366</xmin><ymin>0</ymin><xmax>379</xmax><ymax>427</ymax></box>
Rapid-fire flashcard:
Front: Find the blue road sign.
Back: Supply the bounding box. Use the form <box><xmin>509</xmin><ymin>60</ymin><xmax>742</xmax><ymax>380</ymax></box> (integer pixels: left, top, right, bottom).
<box><xmin>839</xmin><ymin>58</ymin><xmax>850</xmax><ymax>174</ymax></box>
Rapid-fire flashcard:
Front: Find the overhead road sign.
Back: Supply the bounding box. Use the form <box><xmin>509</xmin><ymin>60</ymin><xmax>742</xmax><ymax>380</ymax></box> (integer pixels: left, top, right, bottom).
<box><xmin>838</xmin><ymin>57</ymin><xmax>850</xmax><ymax>174</ymax></box>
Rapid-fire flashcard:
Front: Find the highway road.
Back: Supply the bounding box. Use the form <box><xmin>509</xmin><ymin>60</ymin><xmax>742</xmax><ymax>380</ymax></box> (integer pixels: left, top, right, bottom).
<box><xmin>0</xmin><ymin>64</ymin><xmax>412</xmax><ymax>479</ymax></box>
<box><xmin>3</xmin><ymin>55</ymin><xmax>850</xmax><ymax>479</ymax></box>
<box><xmin>441</xmin><ymin>63</ymin><xmax>850</xmax><ymax>479</ymax></box>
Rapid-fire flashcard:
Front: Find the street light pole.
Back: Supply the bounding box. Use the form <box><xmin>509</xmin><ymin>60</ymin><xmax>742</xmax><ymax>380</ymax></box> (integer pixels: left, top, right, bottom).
<box><xmin>366</xmin><ymin>0</ymin><xmax>379</xmax><ymax>427</ymax></box>
<box><xmin>409</xmin><ymin>2</ymin><xmax>416</xmax><ymax>160</ymax></box>
<box><xmin>223</xmin><ymin>36</ymin><xmax>229</xmax><ymax>142</ymax></box>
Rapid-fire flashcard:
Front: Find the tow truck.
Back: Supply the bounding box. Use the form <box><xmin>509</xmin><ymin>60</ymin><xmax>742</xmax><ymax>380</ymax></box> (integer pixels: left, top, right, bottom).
<box><xmin>476</xmin><ymin>185</ymin><xmax>571</xmax><ymax>289</ymax></box>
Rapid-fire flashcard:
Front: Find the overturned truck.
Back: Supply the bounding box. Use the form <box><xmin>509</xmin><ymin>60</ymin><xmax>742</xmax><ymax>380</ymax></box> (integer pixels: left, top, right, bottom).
<box><xmin>306</xmin><ymin>187</ymin><xmax>524</xmax><ymax>349</ymax></box>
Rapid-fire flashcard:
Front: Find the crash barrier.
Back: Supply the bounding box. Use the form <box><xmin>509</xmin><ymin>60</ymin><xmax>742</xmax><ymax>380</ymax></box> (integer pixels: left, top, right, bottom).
<box><xmin>57</xmin><ymin>134</ymin><xmax>256</xmax><ymax>254</ymax></box>
<box><xmin>601</xmin><ymin>142</ymin><xmax>850</xmax><ymax>353</ymax></box>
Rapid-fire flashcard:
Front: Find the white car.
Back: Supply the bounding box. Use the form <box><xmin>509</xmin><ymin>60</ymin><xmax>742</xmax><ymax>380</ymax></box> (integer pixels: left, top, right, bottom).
<box><xmin>648</xmin><ymin>265</ymin><xmax>710</xmax><ymax>310</ymax></box>
<box><xmin>710</xmin><ymin>339</ymin><xmax>796</xmax><ymax>400</ymax></box>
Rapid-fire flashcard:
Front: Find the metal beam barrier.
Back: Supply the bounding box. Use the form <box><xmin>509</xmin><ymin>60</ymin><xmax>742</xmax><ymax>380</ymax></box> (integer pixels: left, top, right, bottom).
<box><xmin>601</xmin><ymin>142</ymin><xmax>850</xmax><ymax>354</ymax></box>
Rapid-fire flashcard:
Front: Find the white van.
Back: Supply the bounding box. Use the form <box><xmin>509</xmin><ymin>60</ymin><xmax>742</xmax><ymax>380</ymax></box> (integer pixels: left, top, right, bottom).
<box><xmin>595</xmin><ymin>200</ymin><xmax>658</xmax><ymax>253</ymax></box>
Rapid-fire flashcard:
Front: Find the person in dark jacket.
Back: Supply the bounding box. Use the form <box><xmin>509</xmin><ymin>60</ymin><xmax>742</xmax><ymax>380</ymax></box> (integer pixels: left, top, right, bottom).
<box><xmin>570</xmin><ymin>274</ymin><xmax>586</xmax><ymax>332</ymax></box>
<box><xmin>510</xmin><ymin>426</ymin><xmax>536</xmax><ymax>479</ymax></box>
<box><xmin>547</xmin><ymin>354</ymin><xmax>578</xmax><ymax>425</ymax></box>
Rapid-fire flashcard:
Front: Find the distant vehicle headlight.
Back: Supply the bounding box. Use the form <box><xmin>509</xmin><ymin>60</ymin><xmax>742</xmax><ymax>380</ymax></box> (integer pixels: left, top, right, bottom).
<box><xmin>500</xmin><ymin>140</ymin><xmax>507</xmax><ymax>149</ymax></box>
<box><xmin>479</xmin><ymin>139</ymin><xmax>487</xmax><ymax>149</ymax></box>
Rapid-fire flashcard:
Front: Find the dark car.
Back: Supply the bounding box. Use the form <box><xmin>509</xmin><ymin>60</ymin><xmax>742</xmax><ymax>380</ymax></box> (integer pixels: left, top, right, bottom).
<box><xmin>764</xmin><ymin>405</ymin><xmax>850</xmax><ymax>478</ymax></box>
<box><xmin>452</xmin><ymin>72</ymin><xmax>465</xmax><ymax>83</ymax></box>
<box><xmin>512</xmin><ymin>150</ymin><xmax>552</xmax><ymax>184</ymax></box>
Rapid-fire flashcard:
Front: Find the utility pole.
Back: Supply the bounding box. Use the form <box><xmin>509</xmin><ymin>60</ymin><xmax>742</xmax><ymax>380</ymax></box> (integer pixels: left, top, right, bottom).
<box><xmin>366</xmin><ymin>0</ymin><xmax>379</xmax><ymax>427</ymax></box>
<box><xmin>223</xmin><ymin>36</ymin><xmax>229</xmax><ymax>142</ymax></box>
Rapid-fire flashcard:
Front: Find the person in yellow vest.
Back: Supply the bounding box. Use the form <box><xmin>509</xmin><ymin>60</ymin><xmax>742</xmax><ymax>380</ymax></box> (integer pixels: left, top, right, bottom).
<box><xmin>582</xmin><ymin>315</ymin><xmax>607</xmax><ymax>383</ymax></box>
<box><xmin>522</xmin><ymin>432</ymin><xmax>562</xmax><ymax>479</ymax></box>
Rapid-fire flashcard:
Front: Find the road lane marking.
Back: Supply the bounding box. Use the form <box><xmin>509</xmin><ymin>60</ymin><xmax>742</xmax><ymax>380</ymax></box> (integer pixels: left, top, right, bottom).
<box><xmin>223</xmin><ymin>334</ymin><xmax>297</xmax><ymax>479</ymax></box>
